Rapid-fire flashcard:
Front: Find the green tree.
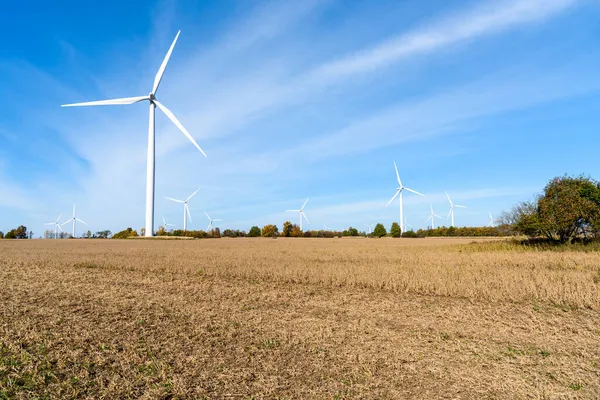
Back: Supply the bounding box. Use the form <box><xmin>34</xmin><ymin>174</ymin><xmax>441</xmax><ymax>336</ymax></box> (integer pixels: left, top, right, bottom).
<box><xmin>95</xmin><ymin>230</ymin><xmax>111</xmax><ymax>238</ymax></box>
<box><xmin>290</xmin><ymin>224</ymin><xmax>303</xmax><ymax>237</ymax></box>
<box><xmin>261</xmin><ymin>224</ymin><xmax>278</xmax><ymax>237</ymax></box>
<box><xmin>0</xmin><ymin>231</ymin><xmax>3</xmax><ymax>239</ymax></box>
<box><xmin>112</xmin><ymin>228</ymin><xmax>139</xmax><ymax>239</ymax></box>
<box><xmin>86</xmin><ymin>230</ymin><xmax>92</xmax><ymax>239</ymax></box>
<box><xmin>4</xmin><ymin>231</ymin><xmax>16</xmax><ymax>239</ymax></box>
<box><xmin>282</xmin><ymin>221</ymin><xmax>293</xmax><ymax>237</ymax></box>
<box><xmin>248</xmin><ymin>226</ymin><xmax>261</xmax><ymax>237</ymax></box>
<box><xmin>373</xmin><ymin>223</ymin><xmax>387</xmax><ymax>238</ymax></box>
<box><xmin>390</xmin><ymin>222</ymin><xmax>401</xmax><ymax>238</ymax></box>
<box><xmin>343</xmin><ymin>226</ymin><xmax>359</xmax><ymax>236</ymax></box>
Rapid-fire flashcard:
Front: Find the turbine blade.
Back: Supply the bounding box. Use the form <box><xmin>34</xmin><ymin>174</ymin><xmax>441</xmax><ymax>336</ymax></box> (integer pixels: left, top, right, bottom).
<box><xmin>204</xmin><ymin>211</ymin><xmax>210</xmax><ymax>220</ymax></box>
<box><xmin>186</xmin><ymin>204</ymin><xmax>192</xmax><ymax>222</ymax></box>
<box><xmin>393</xmin><ymin>161</ymin><xmax>402</xmax><ymax>186</ymax></box>
<box><xmin>213</xmin><ymin>219</ymin><xmax>223</xmax><ymax>222</ymax></box>
<box><xmin>302</xmin><ymin>213</ymin><xmax>310</xmax><ymax>224</ymax></box>
<box><xmin>445</xmin><ymin>191</ymin><xmax>453</xmax><ymax>205</ymax></box>
<box><xmin>62</xmin><ymin>96</ymin><xmax>148</xmax><ymax>107</ymax></box>
<box><xmin>447</xmin><ymin>209</ymin><xmax>452</xmax><ymax>219</ymax></box>
<box><xmin>165</xmin><ymin>197</ymin><xmax>184</xmax><ymax>203</ymax></box>
<box><xmin>61</xmin><ymin>218</ymin><xmax>73</xmax><ymax>226</ymax></box>
<box><xmin>152</xmin><ymin>30</ymin><xmax>181</xmax><ymax>95</ymax></box>
<box><xmin>385</xmin><ymin>190</ymin><xmax>400</xmax><ymax>207</ymax></box>
<box><xmin>163</xmin><ymin>217</ymin><xmax>167</xmax><ymax>225</ymax></box>
<box><xmin>44</xmin><ymin>222</ymin><xmax>54</xmax><ymax>225</ymax></box>
<box><xmin>454</xmin><ymin>205</ymin><xmax>467</xmax><ymax>208</ymax></box>
<box><xmin>57</xmin><ymin>224</ymin><xmax>63</xmax><ymax>232</ymax></box>
<box><xmin>405</xmin><ymin>187</ymin><xmax>425</xmax><ymax>196</ymax></box>
<box><xmin>154</xmin><ymin>100</ymin><xmax>207</xmax><ymax>157</ymax></box>
<box><xmin>76</xmin><ymin>218</ymin><xmax>87</xmax><ymax>225</ymax></box>
<box><xmin>55</xmin><ymin>213</ymin><xmax>62</xmax><ymax>223</ymax></box>
<box><xmin>301</xmin><ymin>197</ymin><xmax>309</xmax><ymax>211</ymax></box>
<box><xmin>286</xmin><ymin>209</ymin><xmax>300</xmax><ymax>212</ymax></box>
<box><xmin>186</xmin><ymin>187</ymin><xmax>201</xmax><ymax>202</ymax></box>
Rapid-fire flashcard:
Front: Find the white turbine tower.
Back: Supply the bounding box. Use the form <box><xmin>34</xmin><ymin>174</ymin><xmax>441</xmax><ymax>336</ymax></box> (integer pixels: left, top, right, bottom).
<box><xmin>61</xmin><ymin>205</ymin><xmax>87</xmax><ymax>238</ymax></box>
<box><xmin>445</xmin><ymin>192</ymin><xmax>466</xmax><ymax>227</ymax></box>
<box><xmin>205</xmin><ymin>211</ymin><xmax>223</xmax><ymax>231</ymax></box>
<box><xmin>44</xmin><ymin>214</ymin><xmax>62</xmax><ymax>239</ymax></box>
<box><xmin>385</xmin><ymin>161</ymin><xmax>424</xmax><ymax>233</ymax></box>
<box><xmin>286</xmin><ymin>198</ymin><xmax>310</xmax><ymax>231</ymax></box>
<box><xmin>162</xmin><ymin>216</ymin><xmax>175</xmax><ymax>231</ymax></box>
<box><xmin>61</xmin><ymin>31</ymin><xmax>206</xmax><ymax>238</ymax></box>
<box><xmin>364</xmin><ymin>224</ymin><xmax>374</xmax><ymax>235</ymax></box>
<box><xmin>426</xmin><ymin>204</ymin><xmax>443</xmax><ymax>230</ymax></box>
<box><xmin>166</xmin><ymin>187</ymin><xmax>200</xmax><ymax>231</ymax></box>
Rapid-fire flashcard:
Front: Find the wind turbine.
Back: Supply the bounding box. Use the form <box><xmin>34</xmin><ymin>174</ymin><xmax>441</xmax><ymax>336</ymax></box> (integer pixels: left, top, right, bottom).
<box><xmin>61</xmin><ymin>30</ymin><xmax>206</xmax><ymax>238</ymax></box>
<box><xmin>61</xmin><ymin>205</ymin><xmax>87</xmax><ymax>238</ymax></box>
<box><xmin>286</xmin><ymin>198</ymin><xmax>310</xmax><ymax>231</ymax></box>
<box><xmin>162</xmin><ymin>216</ymin><xmax>175</xmax><ymax>231</ymax></box>
<box><xmin>205</xmin><ymin>211</ymin><xmax>223</xmax><ymax>231</ymax></box>
<box><xmin>488</xmin><ymin>212</ymin><xmax>496</xmax><ymax>227</ymax></box>
<box><xmin>404</xmin><ymin>217</ymin><xmax>413</xmax><ymax>231</ymax></box>
<box><xmin>445</xmin><ymin>192</ymin><xmax>466</xmax><ymax>227</ymax></box>
<box><xmin>385</xmin><ymin>161</ymin><xmax>424</xmax><ymax>233</ymax></box>
<box><xmin>364</xmin><ymin>224</ymin><xmax>374</xmax><ymax>235</ymax></box>
<box><xmin>426</xmin><ymin>204</ymin><xmax>443</xmax><ymax>230</ymax></box>
<box><xmin>165</xmin><ymin>187</ymin><xmax>200</xmax><ymax>231</ymax></box>
<box><xmin>44</xmin><ymin>214</ymin><xmax>62</xmax><ymax>239</ymax></box>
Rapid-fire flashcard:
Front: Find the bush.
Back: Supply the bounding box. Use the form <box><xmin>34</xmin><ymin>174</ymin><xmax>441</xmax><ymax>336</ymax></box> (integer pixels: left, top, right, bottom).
<box><xmin>290</xmin><ymin>225</ymin><xmax>303</xmax><ymax>237</ymax></box>
<box><xmin>0</xmin><ymin>231</ymin><xmax>3</xmax><ymax>239</ymax></box>
<box><xmin>112</xmin><ymin>228</ymin><xmax>139</xmax><ymax>239</ymax></box>
<box><xmin>401</xmin><ymin>230</ymin><xmax>419</xmax><ymax>238</ymax></box>
<box><xmin>282</xmin><ymin>221</ymin><xmax>293</xmax><ymax>237</ymax></box>
<box><xmin>4</xmin><ymin>231</ymin><xmax>16</xmax><ymax>239</ymax></box>
<box><xmin>248</xmin><ymin>226</ymin><xmax>261</xmax><ymax>237</ymax></box>
<box><xmin>373</xmin><ymin>223</ymin><xmax>387</xmax><ymax>238</ymax></box>
<box><xmin>342</xmin><ymin>227</ymin><xmax>359</xmax><ymax>236</ymax></box>
<box><xmin>390</xmin><ymin>222</ymin><xmax>401</xmax><ymax>238</ymax></box>
<box><xmin>261</xmin><ymin>224</ymin><xmax>279</xmax><ymax>237</ymax></box>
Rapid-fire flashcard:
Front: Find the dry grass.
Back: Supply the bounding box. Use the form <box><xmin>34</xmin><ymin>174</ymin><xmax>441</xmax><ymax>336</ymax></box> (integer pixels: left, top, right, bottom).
<box><xmin>1</xmin><ymin>238</ymin><xmax>599</xmax><ymax>398</ymax></box>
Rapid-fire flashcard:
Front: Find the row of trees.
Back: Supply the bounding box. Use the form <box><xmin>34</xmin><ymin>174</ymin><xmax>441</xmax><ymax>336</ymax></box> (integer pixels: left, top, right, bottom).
<box><xmin>0</xmin><ymin>226</ymin><xmax>29</xmax><ymax>239</ymax></box>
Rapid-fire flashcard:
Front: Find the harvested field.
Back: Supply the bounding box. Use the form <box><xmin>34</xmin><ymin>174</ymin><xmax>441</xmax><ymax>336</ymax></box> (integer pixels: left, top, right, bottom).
<box><xmin>1</xmin><ymin>238</ymin><xmax>599</xmax><ymax>398</ymax></box>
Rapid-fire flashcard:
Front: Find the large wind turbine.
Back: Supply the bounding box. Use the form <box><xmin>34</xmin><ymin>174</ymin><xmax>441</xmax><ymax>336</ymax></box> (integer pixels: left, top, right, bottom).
<box><xmin>61</xmin><ymin>31</ymin><xmax>206</xmax><ymax>237</ymax></box>
<box><xmin>385</xmin><ymin>161</ymin><xmax>424</xmax><ymax>233</ymax></box>
<box><xmin>205</xmin><ymin>211</ymin><xmax>223</xmax><ymax>231</ymax></box>
<box><xmin>44</xmin><ymin>214</ymin><xmax>62</xmax><ymax>239</ymax></box>
<box><xmin>426</xmin><ymin>204</ymin><xmax>443</xmax><ymax>230</ymax></box>
<box><xmin>62</xmin><ymin>205</ymin><xmax>87</xmax><ymax>238</ymax></box>
<box><xmin>286</xmin><ymin>198</ymin><xmax>310</xmax><ymax>231</ymax></box>
<box><xmin>166</xmin><ymin>187</ymin><xmax>200</xmax><ymax>231</ymax></box>
<box><xmin>445</xmin><ymin>192</ymin><xmax>466</xmax><ymax>227</ymax></box>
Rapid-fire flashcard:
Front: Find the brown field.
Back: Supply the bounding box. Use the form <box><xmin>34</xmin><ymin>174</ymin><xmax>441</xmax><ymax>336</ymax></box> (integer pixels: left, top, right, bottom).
<box><xmin>1</xmin><ymin>237</ymin><xmax>599</xmax><ymax>399</ymax></box>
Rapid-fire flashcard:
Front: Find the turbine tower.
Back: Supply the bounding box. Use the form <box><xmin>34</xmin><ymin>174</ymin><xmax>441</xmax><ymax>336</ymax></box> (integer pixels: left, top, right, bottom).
<box><xmin>385</xmin><ymin>161</ymin><xmax>424</xmax><ymax>233</ymax></box>
<box><xmin>61</xmin><ymin>31</ymin><xmax>206</xmax><ymax>237</ymax></box>
<box><xmin>205</xmin><ymin>211</ymin><xmax>223</xmax><ymax>231</ymax></box>
<box><xmin>286</xmin><ymin>198</ymin><xmax>310</xmax><ymax>231</ymax></box>
<box><xmin>426</xmin><ymin>204</ymin><xmax>443</xmax><ymax>230</ymax></box>
<box><xmin>44</xmin><ymin>214</ymin><xmax>62</xmax><ymax>239</ymax></box>
<box><xmin>62</xmin><ymin>205</ymin><xmax>87</xmax><ymax>238</ymax></box>
<box><xmin>445</xmin><ymin>192</ymin><xmax>466</xmax><ymax>227</ymax></box>
<box><xmin>166</xmin><ymin>187</ymin><xmax>200</xmax><ymax>231</ymax></box>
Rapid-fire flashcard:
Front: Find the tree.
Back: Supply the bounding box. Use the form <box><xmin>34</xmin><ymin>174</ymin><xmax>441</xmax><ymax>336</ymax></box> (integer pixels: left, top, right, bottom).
<box><xmin>390</xmin><ymin>222</ymin><xmax>401</xmax><ymax>238</ymax></box>
<box><xmin>373</xmin><ymin>223</ymin><xmax>387</xmax><ymax>238</ymax></box>
<box><xmin>290</xmin><ymin>224</ymin><xmax>303</xmax><ymax>237</ymax></box>
<box><xmin>282</xmin><ymin>221</ymin><xmax>293</xmax><ymax>237</ymax></box>
<box><xmin>86</xmin><ymin>230</ymin><xmax>92</xmax><ymax>239</ymax></box>
<box><xmin>248</xmin><ymin>226</ymin><xmax>261</xmax><ymax>237</ymax></box>
<box><xmin>112</xmin><ymin>228</ymin><xmax>139</xmax><ymax>239</ymax></box>
<box><xmin>261</xmin><ymin>224</ymin><xmax>278</xmax><ymax>237</ymax></box>
<box><xmin>0</xmin><ymin>231</ymin><xmax>3</xmax><ymax>239</ymax></box>
<box><xmin>4</xmin><ymin>231</ymin><xmax>16</xmax><ymax>239</ymax></box>
<box><xmin>213</xmin><ymin>227</ymin><xmax>221</xmax><ymax>238</ymax></box>
<box><xmin>342</xmin><ymin>227</ymin><xmax>359</xmax><ymax>236</ymax></box>
<box><xmin>95</xmin><ymin>230</ymin><xmax>111</xmax><ymax>239</ymax></box>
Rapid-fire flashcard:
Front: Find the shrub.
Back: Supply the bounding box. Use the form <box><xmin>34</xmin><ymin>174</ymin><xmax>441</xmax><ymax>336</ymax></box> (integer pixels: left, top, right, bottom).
<box><xmin>390</xmin><ymin>222</ymin><xmax>401</xmax><ymax>238</ymax></box>
<box><xmin>373</xmin><ymin>223</ymin><xmax>387</xmax><ymax>238</ymax></box>
<box><xmin>248</xmin><ymin>226</ymin><xmax>261</xmax><ymax>237</ymax></box>
<box><xmin>261</xmin><ymin>224</ymin><xmax>279</xmax><ymax>237</ymax></box>
<box><xmin>112</xmin><ymin>228</ymin><xmax>139</xmax><ymax>239</ymax></box>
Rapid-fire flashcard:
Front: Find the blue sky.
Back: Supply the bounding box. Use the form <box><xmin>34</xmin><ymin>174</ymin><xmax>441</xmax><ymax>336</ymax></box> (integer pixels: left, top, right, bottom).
<box><xmin>1</xmin><ymin>0</ymin><xmax>599</xmax><ymax>236</ymax></box>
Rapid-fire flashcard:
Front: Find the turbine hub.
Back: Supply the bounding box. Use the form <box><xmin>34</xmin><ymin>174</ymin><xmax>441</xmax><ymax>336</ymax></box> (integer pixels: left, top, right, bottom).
<box><xmin>149</xmin><ymin>93</ymin><xmax>156</xmax><ymax>101</ymax></box>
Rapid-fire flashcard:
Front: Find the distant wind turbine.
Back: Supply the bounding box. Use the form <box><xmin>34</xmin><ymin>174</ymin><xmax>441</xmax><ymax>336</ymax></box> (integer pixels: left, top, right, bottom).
<box><xmin>488</xmin><ymin>212</ymin><xmax>497</xmax><ymax>227</ymax></box>
<box><xmin>61</xmin><ymin>205</ymin><xmax>87</xmax><ymax>238</ymax></box>
<box><xmin>166</xmin><ymin>187</ymin><xmax>200</xmax><ymax>231</ymax></box>
<box><xmin>205</xmin><ymin>211</ymin><xmax>223</xmax><ymax>231</ymax></box>
<box><xmin>44</xmin><ymin>214</ymin><xmax>62</xmax><ymax>239</ymax></box>
<box><xmin>61</xmin><ymin>30</ymin><xmax>206</xmax><ymax>237</ymax></box>
<box><xmin>364</xmin><ymin>224</ymin><xmax>374</xmax><ymax>235</ymax></box>
<box><xmin>162</xmin><ymin>216</ymin><xmax>175</xmax><ymax>230</ymax></box>
<box><xmin>445</xmin><ymin>192</ymin><xmax>466</xmax><ymax>227</ymax></box>
<box><xmin>385</xmin><ymin>161</ymin><xmax>424</xmax><ymax>233</ymax></box>
<box><xmin>286</xmin><ymin>198</ymin><xmax>310</xmax><ymax>231</ymax></box>
<box><xmin>404</xmin><ymin>217</ymin><xmax>413</xmax><ymax>231</ymax></box>
<box><xmin>426</xmin><ymin>204</ymin><xmax>443</xmax><ymax>230</ymax></box>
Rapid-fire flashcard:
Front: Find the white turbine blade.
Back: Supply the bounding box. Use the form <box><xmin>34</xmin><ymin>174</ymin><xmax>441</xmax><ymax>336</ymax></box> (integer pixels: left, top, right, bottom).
<box><xmin>286</xmin><ymin>209</ymin><xmax>300</xmax><ymax>212</ymax></box>
<box><xmin>446</xmin><ymin>208</ymin><xmax>453</xmax><ymax>219</ymax></box>
<box><xmin>302</xmin><ymin>213</ymin><xmax>310</xmax><ymax>224</ymax></box>
<box><xmin>213</xmin><ymin>219</ymin><xmax>223</xmax><ymax>222</ymax></box>
<box><xmin>426</xmin><ymin>215</ymin><xmax>432</xmax><ymax>222</ymax></box>
<box><xmin>301</xmin><ymin>197</ymin><xmax>309</xmax><ymax>211</ymax></box>
<box><xmin>163</xmin><ymin>217</ymin><xmax>167</xmax><ymax>226</ymax></box>
<box><xmin>44</xmin><ymin>222</ymin><xmax>54</xmax><ymax>225</ymax></box>
<box><xmin>61</xmin><ymin>218</ymin><xmax>73</xmax><ymax>226</ymax></box>
<box><xmin>57</xmin><ymin>224</ymin><xmax>63</xmax><ymax>232</ymax></box>
<box><xmin>154</xmin><ymin>100</ymin><xmax>207</xmax><ymax>157</ymax></box>
<box><xmin>55</xmin><ymin>213</ymin><xmax>62</xmax><ymax>223</ymax></box>
<box><xmin>204</xmin><ymin>211</ymin><xmax>211</xmax><ymax>220</ymax></box>
<box><xmin>445</xmin><ymin>191</ymin><xmax>453</xmax><ymax>205</ymax></box>
<box><xmin>76</xmin><ymin>218</ymin><xmax>87</xmax><ymax>225</ymax></box>
<box><xmin>454</xmin><ymin>205</ymin><xmax>467</xmax><ymax>208</ymax></box>
<box><xmin>393</xmin><ymin>161</ymin><xmax>402</xmax><ymax>186</ymax></box>
<box><xmin>207</xmin><ymin>222</ymin><xmax>212</xmax><ymax>231</ymax></box>
<box><xmin>186</xmin><ymin>187</ymin><xmax>201</xmax><ymax>202</ymax></box>
<box><xmin>61</xmin><ymin>96</ymin><xmax>148</xmax><ymax>107</ymax></box>
<box><xmin>405</xmin><ymin>187</ymin><xmax>425</xmax><ymax>196</ymax></box>
<box><xmin>152</xmin><ymin>30</ymin><xmax>181</xmax><ymax>95</ymax></box>
<box><xmin>385</xmin><ymin>190</ymin><xmax>400</xmax><ymax>207</ymax></box>
<box><xmin>435</xmin><ymin>214</ymin><xmax>443</xmax><ymax>219</ymax></box>
<box><xmin>186</xmin><ymin>204</ymin><xmax>192</xmax><ymax>222</ymax></box>
<box><xmin>165</xmin><ymin>197</ymin><xmax>185</xmax><ymax>203</ymax></box>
